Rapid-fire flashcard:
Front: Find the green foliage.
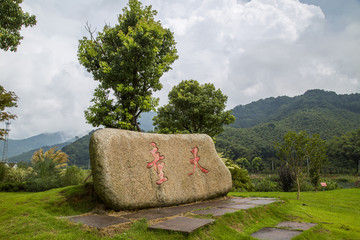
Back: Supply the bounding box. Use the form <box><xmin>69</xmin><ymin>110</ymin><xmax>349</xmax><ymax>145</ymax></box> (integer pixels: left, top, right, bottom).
<box><xmin>0</xmin><ymin>0</ymin><xmax>36</xmax><ymax>52</ymax></box>
<box><xmin>0</xmin><ymin>85</ymin><xmax>18</xmax><ymax>139</ymax></box>
<box><xmin>216</xmin><ymin>90</ymin><xmax>360</xmax><ymax>173</ymax></box>
<box><xmin>62</xmin><ymin>166</ymin><xmax>89</xmax><ymax>186</ymax></box>
<box><xmin>62</xmin><ymin>131</ymin><xmax>95</xmax><ymax>168</ymax></box>
<box><xmin>78</xmin><ymin>0</ymin><xmax>178</xmax><ymax>131</ymax></box>
<box><xmin>278</xmin><ymin>164</ymin><xmax>295</xmax><ymax>192</ymax></box>
<box><xmin>327</xmin><ymin>128</ymin><xmax>360</xmax><ymax>173</ymax></box>
<box><xmin>153</xmin><ymin>80</ymin><xmax>235</xmax><ymax>138</ymax></box>
<box><xmin>276</xmin><ymin>131</ymin><xmax>327</xmax><ymax>199</ymax></box>
<box><xmin>221</xmin><ymin>157</ymin><xmax>254</xmax><ymax>191</ymax></box>
<box><xmin>254</xmin><ymin>178</ymin><xmax>281</xmax><ymax>192</ymax></box>
<box><xmin>0</xmin><ymin>163</ymin><xmax>7</xmax><ymax>181</ymax></box>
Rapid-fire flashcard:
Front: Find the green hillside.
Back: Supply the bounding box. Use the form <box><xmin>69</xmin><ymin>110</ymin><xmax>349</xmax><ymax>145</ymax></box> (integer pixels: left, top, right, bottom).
<box><xmin>217</xmin><ymin>89</ymin><xmax>360</xmax><ymax>170</ymax></box>
<box><xmin>7</xmin><ymin>141</ymin><xmax>72</xmax><ymax>163</ymax></box>
<box><xmin>0</xmin><ymin>132</ymin><xmax>70</xmax><ymax>158</ymax></box>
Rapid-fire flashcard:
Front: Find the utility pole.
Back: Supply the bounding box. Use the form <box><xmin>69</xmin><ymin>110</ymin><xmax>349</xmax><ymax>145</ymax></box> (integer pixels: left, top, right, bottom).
<box><xmin>1</xmin><ymin>121</ymin><xmax>11</xmax><ymax>163</ymax></box>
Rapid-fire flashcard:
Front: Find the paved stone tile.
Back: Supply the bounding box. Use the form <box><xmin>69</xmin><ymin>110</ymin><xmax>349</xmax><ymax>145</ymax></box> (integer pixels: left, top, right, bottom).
<box><xmin>243</xmin><ymin>199</ymin><xmax>278</xmax><ymax>205</ymax></box>
<box><xmin>148</xmin><ymin>217</ymin><xmax>215</xmax><ymax>233</ymax></box>
<box><xmin>192</xmin><ymin>208</ymin><xmax>238</xmax><ymax>216</ymax></box>
<box><xmin>215</xmin><ymin>203</ymin><xmax>258</xmax><ymax>209</ymax></box>
<box><xmin>226</xmin><ymin>197</ymin><xmax>253</xmax><ymax>203</ymax></box>
<box><xmin>123</xmin><ymin>200</ymin><xmax>227</xmax><ymax>220</ymax></box>
<box><xmin>251</xmin><ymin>227</ymin><xmax>302</xmax><ymax>240</ymax></box>
<box><xmin>276</xmin><ymin>221</ymin><xmax>317</xmax><ymax>231</ymax></box>
<box><xmin>69</xmin><ymin>215</ymin><xmax>130</xmax><ymax>228</ymax></box>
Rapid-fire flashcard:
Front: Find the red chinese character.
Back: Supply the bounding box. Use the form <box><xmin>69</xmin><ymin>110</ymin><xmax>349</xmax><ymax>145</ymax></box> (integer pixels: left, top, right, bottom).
<box><xmin>188</xmin><ymin>147</ymin><xmax>208</xmax><ymax>176</ymax></box>
<box><xmin>147</xmin><ymin>142</ymin><xmax>167</xmax><ymax>185</ymax></box>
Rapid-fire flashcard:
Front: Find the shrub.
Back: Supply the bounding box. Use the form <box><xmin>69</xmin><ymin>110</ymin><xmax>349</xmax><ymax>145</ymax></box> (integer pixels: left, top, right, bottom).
<box><xmin>0</xmin><ymin>163</ymin><xmax>7</xmax><ymax>181</ymax></box>
<box><xmin>222</xmin><ymin>157</ymin><xmax>254</xmax><ymax>191</ymax></box>
<box><xmin>3</xmin><ymin>167</ymin><xmax>31</xmax><ymax>183</ymax></box>
<box><xmin>278</xmin><ymin>164</ymin><xmax>295</xmax><ymax>192</ymax></box>
<box><xmin>62</xmin><ymin>166</ymin><xmax>88</xmax><ymax>186</ymax></box>
<box><xmin>254</xmin><ymin>179</ymin><xmax>281</xmax><ymax>192</ymax></box>
<box><xmin>0</xmin><ymin>182</ymin><xmax>27</xmax><ymax>192</ymax></box>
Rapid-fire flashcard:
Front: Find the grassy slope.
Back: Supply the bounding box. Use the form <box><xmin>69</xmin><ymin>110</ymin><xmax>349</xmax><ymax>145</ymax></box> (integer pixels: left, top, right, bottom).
<box><xmin>0</xmin><ymin>186</ymin><xmax>359</xmax><ymax>239</ymax></box>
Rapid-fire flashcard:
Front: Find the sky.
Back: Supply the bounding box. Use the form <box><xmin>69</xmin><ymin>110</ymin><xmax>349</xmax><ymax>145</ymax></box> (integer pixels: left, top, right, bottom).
<box><xmin>1</xmin><ymin>0</ymin><xmax>359</xmax><ymax>139</ymax></box>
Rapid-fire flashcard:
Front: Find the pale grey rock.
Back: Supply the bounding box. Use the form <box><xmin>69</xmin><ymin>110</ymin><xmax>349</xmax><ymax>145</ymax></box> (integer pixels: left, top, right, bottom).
<box><xmin>90</xmin><ymin>129</ymin><xmax>232</xmax><ymax>210</ymax></box>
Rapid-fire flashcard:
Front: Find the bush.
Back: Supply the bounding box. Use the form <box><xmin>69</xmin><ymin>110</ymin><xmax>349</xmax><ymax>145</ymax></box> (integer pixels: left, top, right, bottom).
<box><xmin>222</xmin><ymin>157</ymin><xmax>254</xmax><ymax>191</ymax></box>
<box><xmin>62</xmin><ymin>166</ymin><xmax>88</xmax><ymax>186</ymax></box>
<box><xmin>278</xmin><ymin>164</ymin><xmax>295</xmax><ymax>192</ymax></box>
<box><xmin>3</xmin><ymin>167</ymin><xmax>31</xmax><ymax>183</ymax></box>
<box><xmin>0</xmin><ymin>182</ymin><xmax>27</xmax><ymax>192</ymax></box>
<box><xmin>254</xmin><ymin>179</ymin><xmax>281</xmax><ymax>192</ymax></box>
<box><xmin>0</xmin><ymin>164</ymin><xmax>7</xmax><ymax>181</ymax></box>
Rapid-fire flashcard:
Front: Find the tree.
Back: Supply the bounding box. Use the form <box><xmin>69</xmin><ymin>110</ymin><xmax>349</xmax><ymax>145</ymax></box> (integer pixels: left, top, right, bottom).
<box><xmin>0</xmin><ymin>0</ymin><xmax>36</xmax><ymax>138</ymax></box>
<box><xmin>78</xmin><ymin>0</ymin><xmax>178</xmax><ymax>131</ymax></box>
<box><xmin>153</xmin><ymin>80</ymin><xmax>235</xmax><ymax>138</ymax></box>
<box><xmin>0</xmin><ymin>0</ymin><xmax>36</xmax><ymax>52</ymax></box>
<box><xmin>328</xmin><ymin>129</ymin><xmax>360</xmax><ymax>173</ymax></box>
<box><xmin>276</xmin><ymin>131</ymin><xmax>327</xmax><ymax>199</ymax></box>
<box><xmin>0</xmin><ymin>86</ymin><xmax>18</xmax><ymax>139</ymax></box>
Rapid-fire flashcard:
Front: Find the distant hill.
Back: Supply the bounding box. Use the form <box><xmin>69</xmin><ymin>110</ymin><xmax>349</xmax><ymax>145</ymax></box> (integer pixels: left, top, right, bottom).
<box><xmin>216</xmin><ymin>89</ymin><xmax>360</xmax><ymax>166</ymax></box>
<box><xmin>0</xmin><ymin>132</ymin><xmax>73</xmax><ymax>158</ymax></box>
<box><xmin>7</xmin><ymin>141</ymin><xmax>73</xmax><ymax>163</ymax></box>
<box><xmin>231</xmin><ymin>89</ymin><xmax>360</xmax><ymax>134</ymax></box>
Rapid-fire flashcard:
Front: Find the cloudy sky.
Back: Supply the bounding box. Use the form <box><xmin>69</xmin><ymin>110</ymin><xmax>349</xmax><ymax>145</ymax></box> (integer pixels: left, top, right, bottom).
<box><xmin>1</xmin><ymin>0</ymin><xmax>359</xmax><ymax>139</ymax></box>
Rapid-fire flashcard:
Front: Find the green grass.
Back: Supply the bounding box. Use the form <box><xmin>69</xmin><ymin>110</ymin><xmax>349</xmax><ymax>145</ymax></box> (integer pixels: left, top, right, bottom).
<box><xmin>0</xmin><ymin>185</ymin><xmax>359</xmax><ymax>239</ymax></box>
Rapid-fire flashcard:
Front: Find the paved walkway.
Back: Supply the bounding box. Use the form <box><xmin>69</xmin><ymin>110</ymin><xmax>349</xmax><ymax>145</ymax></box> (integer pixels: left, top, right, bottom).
<box><xmin>67</xmin><ymin>196</ymin><xmax>279</xmax><ymax>233</ymax></box>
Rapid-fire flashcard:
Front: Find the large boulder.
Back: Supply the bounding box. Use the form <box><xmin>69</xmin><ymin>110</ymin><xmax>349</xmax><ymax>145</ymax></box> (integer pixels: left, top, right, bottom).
<box><xmin>90</xmin><ymin>129</ymin><xmax>232</xmax><ymax>210</ymax></box>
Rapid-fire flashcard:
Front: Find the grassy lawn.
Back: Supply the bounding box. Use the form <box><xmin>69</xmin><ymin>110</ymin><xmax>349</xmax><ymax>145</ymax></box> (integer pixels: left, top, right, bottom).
<box><xmin>0</xmin><ymin>185</ymin><xmax>359</xmax><ymax>239</ymax></box>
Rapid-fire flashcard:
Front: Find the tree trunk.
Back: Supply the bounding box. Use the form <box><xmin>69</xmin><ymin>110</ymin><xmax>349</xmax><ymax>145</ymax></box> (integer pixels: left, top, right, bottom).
<box><xmin>296</xmin><ymin>176</ymin><xmax>301</xmax><ymax>200</ymax></box>
<box><xmin>358</xmin><ymin>159</ymin><xmax>360</xmax><ymax>173</ymax></box>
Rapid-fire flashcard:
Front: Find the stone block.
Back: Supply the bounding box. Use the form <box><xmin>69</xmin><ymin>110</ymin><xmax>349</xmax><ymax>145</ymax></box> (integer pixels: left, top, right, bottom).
<box><xmin>90</xmin><ymin>129</ymin><xmax>232</xmax><ymax>210</ymax></box>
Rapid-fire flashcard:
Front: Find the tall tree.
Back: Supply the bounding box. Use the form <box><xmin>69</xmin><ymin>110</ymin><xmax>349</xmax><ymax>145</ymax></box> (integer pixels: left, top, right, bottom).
<box><xmin>0</xmin><ymin>0</ymin><xmax>36</xmax><ymax>52</ymax></box>
<box><xmin>153</xmin><ymin>80</ymin><xmax>235</xmax><ymax>138</ymax></box>
<box><xmin>78</xmin><ymin>0</ymin><xmax>178</xmax><ymax>131</ymax></box>
<box><xmin>0</xmin><ymin>0</ymin><xmax>36</xmax><ymax>138</ymax></box>
<box><xmin>276</xmin><ymin>131</ymin><xmax>327</xmax><ymax>199</ymax></box>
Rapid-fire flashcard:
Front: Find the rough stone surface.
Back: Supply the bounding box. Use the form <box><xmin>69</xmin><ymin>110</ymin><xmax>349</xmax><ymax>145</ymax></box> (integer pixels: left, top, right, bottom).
<box><xmin>68</xmin><ymin>215</ymin><xmax>130</xmax><ymax>228</ymax></box>
<box><xmin>251</xmin><ymin>227</ymin><xmax>302</xmax><ymax>240</ymax></box>
<box><xmin>148</xmin><ymin>217</ymin><xmax>214</xmax><ymax>233</ymax></box>
<box><xmin>276</xmin><ymin>221</ymin><xmax>317</xmax><ymax>230</ymax></box>
<box><xmin>90</xmin><ymin>129</ymin><xmax>232</xmax><ymax>210</ymax></box>
<box><xmin>192</xmin><ymin>208</ymin><xmax>238</xmax><ymax>216</ymax></box>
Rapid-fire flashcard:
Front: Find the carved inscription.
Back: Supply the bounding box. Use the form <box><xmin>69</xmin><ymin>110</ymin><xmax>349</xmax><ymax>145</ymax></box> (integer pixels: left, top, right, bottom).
<box><xmin>147</xmin><ymin>142</ymin><xmax>167</xmax><ymax>185</ymax></box>
<box><xmin>188</xmin><ymin>147</ymin><xmax>208</xmax><ymax>176</ymax></box>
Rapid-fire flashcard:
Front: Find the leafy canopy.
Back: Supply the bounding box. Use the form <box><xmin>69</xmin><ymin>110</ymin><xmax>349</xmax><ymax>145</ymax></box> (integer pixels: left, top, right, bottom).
<box><xmin>276</xmin><ymin>130</ymin><xmax>327</xmax><ymax>199</ymax></box>
<box><xmin>78</xmin><ymin>0</ymin><xmax>178</xmax><ymax>131</ymax></box>
<box><xmin>0</xmin><ymin>0</ymin><xmax>36</xmax><ymax>52</ymax></box>
<box><xmin>153</xmin><ymin>80</ymin><xmax>235</xmax><ymax>138</ymax></box>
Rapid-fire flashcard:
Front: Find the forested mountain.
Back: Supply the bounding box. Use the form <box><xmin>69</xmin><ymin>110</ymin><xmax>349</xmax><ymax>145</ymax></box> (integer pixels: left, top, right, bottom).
<box><xmin>11</xmin><ymin>89</ymin><xmax>358</xmax><ymax>172</ymax></box>
<box><xmin>216</xmin><ymin>89</ymin><xmax>360</xmax><ymax>171</ymax></box>
<box><xmin>7</xmin><ymin>141</ymin><xmax>72</xmax><ymax>163</ymax></box>
<box><xmin>61</xmin><ymin>131</ymin><xmax>95</xmax><ymax>168</ymax></box>
<box><xmin>0</xmin><ymin>132</ymin><xmax>73</xmax><ymax>158</ymax></box>
<box><xmin>231</xmin><ymin>89</ymin><xmax>360</xmax><ymax>131</ymax></box>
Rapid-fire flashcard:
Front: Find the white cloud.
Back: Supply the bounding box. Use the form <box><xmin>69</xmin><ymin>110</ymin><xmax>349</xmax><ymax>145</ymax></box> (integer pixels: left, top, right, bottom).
<box><xmin>1</xmin><ymin>0</ymin><xmax>359</xmax><ymax>139</ymax></box>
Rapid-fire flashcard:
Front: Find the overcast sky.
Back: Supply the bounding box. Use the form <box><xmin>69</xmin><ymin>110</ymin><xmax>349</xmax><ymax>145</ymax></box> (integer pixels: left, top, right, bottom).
<box><xmin>1</xmin><ymin>0</ymin><xmax>359</xmax><ymax>139</ymax></box>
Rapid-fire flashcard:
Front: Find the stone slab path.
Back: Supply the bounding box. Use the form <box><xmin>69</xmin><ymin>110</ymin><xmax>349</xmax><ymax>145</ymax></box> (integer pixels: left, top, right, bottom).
<box><xmin>251</xmin><ymin>221</ymin><xmax>318</xmax><ymax>240</ymax></box>
<box><xmin>148</xmin><ymin>217</ymin><xmax>215</xmax><ymax>233</ymax></box>
<box><xmin>68</xmin><ymin>215</ymin><xmax>130</xmax><ymax>228</ymax></box>
<box><xmin>67</xmin><ymin>197</ymin><xmax>279</xmax><ymax>233</ymax></box>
